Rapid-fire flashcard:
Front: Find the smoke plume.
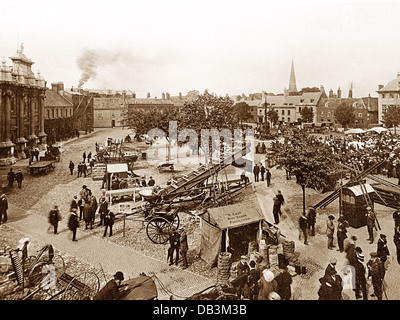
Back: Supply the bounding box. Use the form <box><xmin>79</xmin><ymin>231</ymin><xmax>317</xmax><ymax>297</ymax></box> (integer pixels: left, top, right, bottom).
<box><xmin>76</xmin><ymin>48</ymin><xmax>164</xmax><ymax>88</ymax></box>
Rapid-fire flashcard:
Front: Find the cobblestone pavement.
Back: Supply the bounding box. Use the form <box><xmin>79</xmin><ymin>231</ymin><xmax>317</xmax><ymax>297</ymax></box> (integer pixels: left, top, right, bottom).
<box><xmin>1</xmin><ymin>128</ymin><xmax>214</xmax><ymax>300</ymax></box>
<box><xmin>2</xmin><ymin>129</ymin><xmax>400</xmax><ymax>300</ymax></box>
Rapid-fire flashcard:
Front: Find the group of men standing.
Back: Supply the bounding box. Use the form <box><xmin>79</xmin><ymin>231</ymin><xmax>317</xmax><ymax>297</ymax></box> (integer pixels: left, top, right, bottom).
<box><xmin>252</xmin><ymin>163</ymin><xmax>271</xmax><ymax>186</ymax></box>
<box><xmin>168</xmin><ymin>227</ymin><xmax>189</xmax><ymax>269</ymax></box>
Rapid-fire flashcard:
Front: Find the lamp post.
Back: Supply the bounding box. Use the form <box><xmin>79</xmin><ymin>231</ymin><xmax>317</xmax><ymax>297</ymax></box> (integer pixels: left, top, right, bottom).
<box><xmin>264</xmin><ymin>96</ymin><xmax>270</xmax><ymax>136</ymax></box>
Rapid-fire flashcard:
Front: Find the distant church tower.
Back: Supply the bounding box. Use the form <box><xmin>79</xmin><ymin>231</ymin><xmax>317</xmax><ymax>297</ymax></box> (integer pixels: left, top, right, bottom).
<box><xmin>288</xmin><ymin>60</ymin><xmax>298</xmax><ymax>93</ymax></box>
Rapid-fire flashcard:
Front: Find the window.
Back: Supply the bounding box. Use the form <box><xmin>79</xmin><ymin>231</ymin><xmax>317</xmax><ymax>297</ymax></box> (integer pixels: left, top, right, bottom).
<box><xmin>282</xmin><ymin>110</ymin><xmax>285</xmax><ymax>115</ymax></box>
<box><xmin>382</xmin><ymin>105</ymin><xmax>387</xmax><ymax>113</ymax></box>
<box><xmin>46</xmin><ymin>110</ymin><xmax>50</xmax><ymax>119</ymax></box>
<box><xmin>310</xmin><ymin>99</ymin><xmax>314</xmax><ymax>103</ymax></box>
<box><xmin>52</xmin><ymin>109</ymin><xmax>54</xmax><ymax>118</ymax></box>
<box><xmin>287</xmin><ymin>117</ymin><xmax>291</xmax><ymax>123</ymax></box>
<box><xmin>300</xmin><ymin>99</ymin><xmax>304</xmax><ymax>103</ymax></box>
<box><xmin>287</xmin><ymin>110</ymin><xmax>291</xmax><ymax>115</ymax></box>
<box><xmin>298</xmin><ymin>107</ymin><xmax>302</xmax><ymax>113</ymax></box>
<box><xmin>70</xmin><ymin>108</ymin><xmax>73</xmax><ymax>116</ymax></box>
<box><xmin>358</xmin><ymin>113</ymin><xmax>363</xmax><ymax>118</ymax></box>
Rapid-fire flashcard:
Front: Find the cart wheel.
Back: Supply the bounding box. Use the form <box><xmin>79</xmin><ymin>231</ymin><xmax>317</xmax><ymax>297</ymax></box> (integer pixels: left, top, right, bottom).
<box><xmin>27</xmin><ymin>254</ymin><xmax>66</xmax><ymax>288</ymax></box>
<box><xmin>62</xmin><ymin>272</ymin><xmax>100</xmax><ymax>300</ymax></box>
<box><xmin>146</xmin><ymin>217</ymin><xmax>173</xmax><ymax>244</ymax></box>
<box><xmin>171</xmin><ymin>213</ymin><xmax>180</xmax><ymax>230</ymax></box>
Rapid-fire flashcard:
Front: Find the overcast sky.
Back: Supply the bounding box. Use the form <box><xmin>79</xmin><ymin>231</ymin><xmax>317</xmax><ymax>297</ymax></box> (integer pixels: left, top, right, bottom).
<box><xmin>1</xmin><ymin>0</ymin><xmax>400</xmax><ymax>98</ymax></box>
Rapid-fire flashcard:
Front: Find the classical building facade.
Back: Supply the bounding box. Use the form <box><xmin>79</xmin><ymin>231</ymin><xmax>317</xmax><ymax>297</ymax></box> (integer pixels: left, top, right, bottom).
<box><xmin>377</xmin><ymin>72</ymin><xmax>400</xmax><ymax>124</ymax></box>
<box><xmin>0</xmin><ymin>45</ymin><xmax>47</xmax><ymax>164</ymax></box>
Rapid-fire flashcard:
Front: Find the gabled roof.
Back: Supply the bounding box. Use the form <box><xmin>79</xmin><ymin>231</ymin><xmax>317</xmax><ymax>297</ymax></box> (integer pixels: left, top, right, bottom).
<box><xmin>44</xmin><ymin>90</ymin><xmax>74</xmax><ymax>108</ymax></box>
<box><xmin>377</xmin><ymin>74</ymin><xmax>400</xmax><ymax>92</ymax></box>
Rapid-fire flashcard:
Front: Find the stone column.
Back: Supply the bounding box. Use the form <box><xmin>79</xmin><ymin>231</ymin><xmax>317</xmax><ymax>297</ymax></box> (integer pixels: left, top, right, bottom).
<box><xmin>0</xmin><ymin>87</ymin><xmax>3</xmax><ymax>142</ymax></box>
<box><xmin>38</xmin><ymin>91</ymin><xmax>47</xmax><ymax>143</ymax></box>
<box><xmin>4</xmin><ymin>89</ymin><xmax>11</xmax><ymax>143</ymax></box>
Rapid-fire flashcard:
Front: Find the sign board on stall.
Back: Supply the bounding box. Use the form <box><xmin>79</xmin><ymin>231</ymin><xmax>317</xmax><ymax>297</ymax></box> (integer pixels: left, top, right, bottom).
<box><xmin>119</xmin><ymin>203</ymin><xmax>132</xmax><ymax>214</ymax></box>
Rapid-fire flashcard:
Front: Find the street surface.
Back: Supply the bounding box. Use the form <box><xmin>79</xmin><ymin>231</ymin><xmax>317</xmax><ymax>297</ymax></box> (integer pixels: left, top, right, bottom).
<box><xmin>1</xmin><ymin>127</ymin><xmax>399</xmax><ymax>300</ymax></box>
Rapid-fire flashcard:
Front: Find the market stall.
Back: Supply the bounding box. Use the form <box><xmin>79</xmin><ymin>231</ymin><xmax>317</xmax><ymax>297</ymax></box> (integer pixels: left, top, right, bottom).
<box><xmin>199</xmin><ymin>200</ymin><xmax>265</xmax><ymax>265</ymax></box>
<box><xmin>340</xmin><ymin>183</ymin><xmax>375</xmax><ymax>228</ymax></box>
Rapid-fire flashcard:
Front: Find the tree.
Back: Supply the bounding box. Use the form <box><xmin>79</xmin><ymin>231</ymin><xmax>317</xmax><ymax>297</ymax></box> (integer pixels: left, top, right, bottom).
<box><xmin>382</xmin><ymin>106</ymin><xmax>400</xmax><ymax>133</ymax></box>
<box><xmin>233</xmin><ymin>102</ymin><xmax>252</xmax><ymax>124</ymax></box>
<box><xmin>300</xmin><ymin>107</ymin><xmax>314</xmax><ymax>123</ymax></box>
<box><xmin>272</xmin><ymin>133</ymin><xmax>339</xmax><ymax>214</ymax></box>
<box><xmin>334</xmin><ymin>101</ymin><xmax>355</xmax><ymax>129</ymax></box>
<box><xmin>179</xmin><ymin>90</ymin><xmax>241</xmax><ymax>161</ymax></box>
<box><xmin>267</xmin><ymin>109</ymin><xmax>279</xmax><ymax>126</ymax></box>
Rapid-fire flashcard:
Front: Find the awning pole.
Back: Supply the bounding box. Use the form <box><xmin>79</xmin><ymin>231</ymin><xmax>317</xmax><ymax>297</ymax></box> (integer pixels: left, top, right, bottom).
<box><xmin>225</xmin><ymin>228</ymin><xmax>229</xmax><ymax>252</ymax></box>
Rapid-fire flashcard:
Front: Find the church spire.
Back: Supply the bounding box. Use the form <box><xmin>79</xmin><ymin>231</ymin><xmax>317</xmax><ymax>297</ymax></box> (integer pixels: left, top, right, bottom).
<box><xmin>288</xmin><ymin>60</ymin><xmax>297</xmax><ymax>93</ymax></box>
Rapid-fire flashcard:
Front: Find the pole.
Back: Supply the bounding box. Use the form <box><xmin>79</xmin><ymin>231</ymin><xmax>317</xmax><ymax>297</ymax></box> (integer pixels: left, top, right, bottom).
<box><xmin>123</xmin><ymin>213</ymin><xmax>126</xmax><ymax>237</ymax></box>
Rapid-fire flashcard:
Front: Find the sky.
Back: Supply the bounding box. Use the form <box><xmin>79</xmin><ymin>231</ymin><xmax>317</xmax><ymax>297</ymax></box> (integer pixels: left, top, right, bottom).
<box><xmin>1</xmin><ymin>0</ymin><xmax>400</xmax><ymax>98</ymax></box>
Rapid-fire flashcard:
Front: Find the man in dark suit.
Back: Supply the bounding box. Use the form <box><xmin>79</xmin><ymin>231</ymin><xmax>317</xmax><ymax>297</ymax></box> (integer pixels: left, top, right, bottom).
<box><xmin>93</xmin><ymin>271</ymin><xmax>127</xmax><ymax>300</ymax></box>
<box><xmin>179</xmin><ymin>227</ymin><xmax>189</xmax><ymax>269</ymax></box>
<box><xmin>253</xmin><ymin>164</ymin><xmax>260</xmax><ymax>182</ymax></box>
<box><xmin>15</xmin><ymin>169</ymin><xmax>24</xmax><ymax>188</ymax></box>
<box><xmin>168</xmin><ymin>229</ymin><xmax>180</xmax><ymax>266</ymax></box>
<box><xmin>260</xmin><ymin>164</ymin><xmax>265</xmax><ymax>182</ymax></box>
<box><xmin>377</xmin><ymin>234</ymin><xmax>390</xmax><ymax>264</ymax></box>
<box><xmin>266</xmin><ymin>169</ymin><xmax>271</xmax><ymax>187</ymax></box>
<box><xmin>318</xmin><ymin>268</ymin><xmax>343</xmax><ymax>300</ymax></box>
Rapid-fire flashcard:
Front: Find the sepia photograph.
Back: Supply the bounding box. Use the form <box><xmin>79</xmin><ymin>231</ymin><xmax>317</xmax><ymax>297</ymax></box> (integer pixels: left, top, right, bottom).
<box><xmin>1</xmin><ymin>0</ymin><xmax>400</xmax><ymax>311</ymax></box>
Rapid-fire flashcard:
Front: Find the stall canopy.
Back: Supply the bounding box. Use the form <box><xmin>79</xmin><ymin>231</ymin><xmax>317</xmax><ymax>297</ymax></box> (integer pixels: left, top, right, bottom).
<box><xmin>106</xmin><ymin>163</ymin><xmax>128</xmax><ymax>173</ymax></box>
<box><xmin>199</xmin><ymin>200</ymin><xmax>265</xmax><ymax>265</ymax></box>
<box><xmin>344</xmin><ymin>128</ymin><xmax>366</xmax><ymax>135</ymax></box>
<box><xmin>367</xmin><ymin>127</ymin><xmax>388</xmax><ymax>134</ymax></box>
<box><xmin>345</xmin><ymin>184</ymin><xmax>375</xmax><ymax>197</ymax></box>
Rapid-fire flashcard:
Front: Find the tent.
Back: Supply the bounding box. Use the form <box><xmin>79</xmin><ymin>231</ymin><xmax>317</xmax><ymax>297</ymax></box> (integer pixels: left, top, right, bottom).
<box><xmin>199</xmin><ymin>200</ymin><xmax>265</xmax><ymax>265</ymax></box>
<box><xmin>367</xmin><ymin>127</ymin><xmax>388</xmax><ymax>134</ymax></box>
<box><xmin>344</xmin><ymin>128</ymin><xmax>366</xmax><ymax>135</ymax></box>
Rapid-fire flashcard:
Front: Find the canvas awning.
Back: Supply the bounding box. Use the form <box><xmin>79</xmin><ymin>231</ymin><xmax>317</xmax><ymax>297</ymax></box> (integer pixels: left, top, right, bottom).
<box><xmin>206</xmin><ymin>201</ymin><xmax>265</xmax><ymax>230</ymax></box>
<box><xmin>345</xmin><ymin>184</ymin><xmax>375</xmax><ymax>197</ymax></box>
<box><xmin>106</xmin><ymin>163</ymin><xmax>128</xmax><ymax>173</ymax></box>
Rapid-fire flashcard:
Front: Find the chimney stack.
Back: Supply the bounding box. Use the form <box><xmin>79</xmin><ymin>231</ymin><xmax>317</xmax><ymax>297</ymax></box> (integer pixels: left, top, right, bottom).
<box><xmin>166</xmin><ymin>92</ymin><xmax>170</xmax><ymax>100</ymax></box>
<box><xmin>51</xmin><ymin>82</ymin><xmax>58</xmax><ymax>91</ymax></box>
<box><xmin>320</xmin><ymin>85</ymin><xmax>325</xmax><ymax>93</ymax></box>
<box><xmin>132</xmin><ymin>91</ymin><xmax>136</xmax><ymax>98</ymax></box>
<box><xmin>162</xmin><ymin>92</ymin><xmax>165</xmax><ymax>100</ymax></box>
<box><xmin>368</xmin><ymin>94</ymin><xmax>371</xmax><ymax>109</ymax></box>
<box><xmin>57</xmin><ymin>82</ymin><xmax>64</xmax><ymax>94</ymax></box>
<box><xmin>179</xmin><ymin>92</ymin><xmax>182</xmax><ymax>99</ymax></box>
<box><xmin>378</xmin><ymin>85</ymin><xmax>384</xmax><ymax>90</ymax></box>
<box><xmin>337</xmin><ymin>87</ymin><xmax>341</xmax><ymax>99</ymax></box>
<box><xmin>329</xmin><ymin>88</ymin><xmax>333</xmax><ymax>98</ymax></box>
<box><xmin>147</xmin><ymin>92</ymin><xmax>150</xmax><ymax>98</ymax></box>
